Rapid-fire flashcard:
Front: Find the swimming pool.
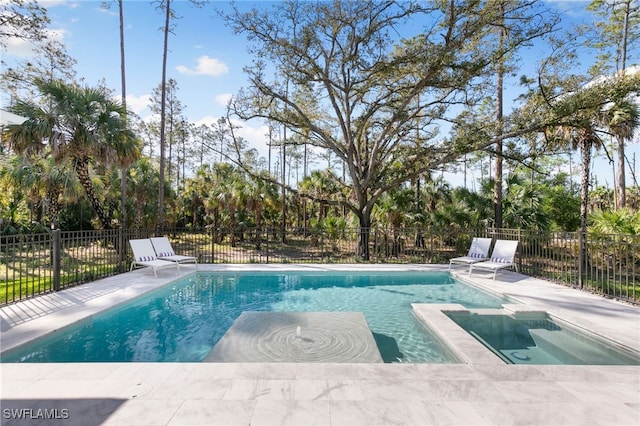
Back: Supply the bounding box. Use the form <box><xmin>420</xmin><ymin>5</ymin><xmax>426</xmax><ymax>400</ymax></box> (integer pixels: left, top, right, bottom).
<box><xmin>1</xmin><ymin>271</ymin><xmax>511</xmax><ymax>363</ymax></box>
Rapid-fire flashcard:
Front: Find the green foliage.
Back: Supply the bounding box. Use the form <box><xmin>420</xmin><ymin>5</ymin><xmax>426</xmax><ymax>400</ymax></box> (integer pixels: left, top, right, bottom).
<box><xmin>224</xmin><ymin>0</ymin><xmax>557</xmax><ymax>261</ymax></box>
<box><xmin>589</xmin><ymin>208</ymin><xmax>640</xmax><ymax>235</ymax></box>
<box><xmin>57</xmin><ymin>201</ymin><xmax>95</xmax><ymax>231</ymax></box>
<box><xmin>128</xmin><ymin>158</ymin><xmax>161</xmax><ymax>229</ymax></box>
<box><xmin>4</xmin><ymin>79</ymin><xmax>141</xmax><ymax>230</ymax></box>
<box><xmin>542</xmin><ymin>174</ymin><xmax>581</xmax><ymax>231</ymax></box>
<box><xmin>450</xmin><ymin>186</ymin><xmax>493</xmax><ymax>229</ymax></box>
<box><xmin>2</xmin><ymin>0</ymin><xmax>638</xmax><ymax>238</ymax></box>
<box><xmin>0</xmin><ymin>191</ymin><xmax>31</xmax><ymax>235</ymax></box>
<box><xmin>322</xmin><ymin>216</ymin><xmax>348</xmax><ymax>242</ymax></box>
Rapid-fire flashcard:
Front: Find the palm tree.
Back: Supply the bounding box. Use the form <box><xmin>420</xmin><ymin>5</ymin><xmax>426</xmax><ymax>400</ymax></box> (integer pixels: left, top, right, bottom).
<box><xmin>128</xmin><ymin>158</ymin><xmax>159</xmax><ymax>229</ymax></box>
<box><xmin>209</xmin><ymin>164</ymin><xmax>245</xmax><ymax>247</ymax></box>
<box><xmin>6</xmin><ymin>155</ymin><xmax>81</xmax><ymax>229</ymax></box>
<box><xmin>202</xmin><ymin>163</ymin><xmax>234</xmax><ymax>235</ymax></box>
<box><xmin>181</xmin><ymin>164</ymin><xmax>212</xmax><ymax>228</ymax></box>
<box><xmin>548</xmin><ymin>124</ymin><xmax>604</xmax><ymax>234</ymax></box>
<box><xmin>589</xmin><ymin>208</ymin><xmax>640</xmax><ymax>236</ymax></box>
<box><xmin>298</xmin><ymin>170</ymin><xmax>341</xmax><ymax>225</ymax></box>
<box><xmin>600</xmin><ymin>98</ymin><xmax>640</xmax><ymax>209</ymax></box>
<box><xmin>502</xmin><ymin>173</ymin><xmax>549</xmax><ymax>230</ymax></box>
<box><xmin>244</xmin><ymin>174</ymin><xmax>279</xmax><ymax>249</ymax></box>
<box><xmin>373</xmin><ymin>187</ymin><xmax>413</xmax><ymax>256</ymax></box>
<box><xmin>546</xmin><ymin>122</ymin><xmax>603</xmax><ymax>288</ymax></box>
<box><xmin>373</xmin><ymin>187</ymin><xmax>412</xmax><ymax>230</ymax></box>
<box><xmin>452</xmin><ymin>182</ymin><xmax>494</xmax><ymax>228</ymax></box>
<box><xmin>5</xmin><ymin>79</ymin><xmax>140</xmax><ymax>229</ymax></box>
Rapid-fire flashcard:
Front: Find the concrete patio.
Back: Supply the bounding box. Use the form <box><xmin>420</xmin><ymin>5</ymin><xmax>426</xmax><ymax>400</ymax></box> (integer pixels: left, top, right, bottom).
<box><xmin>1</xmin><ymin>264</ymin><xmax>639</xmax><ymax>425</ymax></box>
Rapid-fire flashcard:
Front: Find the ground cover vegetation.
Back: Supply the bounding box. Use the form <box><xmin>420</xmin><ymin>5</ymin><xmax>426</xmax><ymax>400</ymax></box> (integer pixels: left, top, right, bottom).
<box><xmin>1</xmin><ymin>0</ymin><xmax>639</xmax><ymax>249</ymax></box>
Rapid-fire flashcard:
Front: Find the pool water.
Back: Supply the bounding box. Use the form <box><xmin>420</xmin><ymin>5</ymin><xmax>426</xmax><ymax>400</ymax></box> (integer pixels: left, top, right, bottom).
<box><xmin>2</xmin><ymin>271</ymin><xmax>510</xmax><ymax>363</ymax></box>
<box><xmin>448</xmin><ymin>312</ymin><xmax>640</xmax><ymax>365</ymax></box>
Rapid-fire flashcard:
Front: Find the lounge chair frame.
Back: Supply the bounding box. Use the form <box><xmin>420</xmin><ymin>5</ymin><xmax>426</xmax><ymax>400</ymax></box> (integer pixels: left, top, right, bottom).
<box><xmin>129</xmin><ymin>238</ymin><xmax>178</xmax><ymax>278</ymax></box>
<box><xmin>150</xmin><ymin>237</ymin><xmax>198</xmax><ymax>269</ymax></box>
<box><xmin>449</xmin><ymin>237</ymin><xmax>493</xmax><ymax>270</ymax></box>
<box><xmin>469</xmin><ymin>239</ymin><xmax>519</xmax><ymax>280</ymax></box>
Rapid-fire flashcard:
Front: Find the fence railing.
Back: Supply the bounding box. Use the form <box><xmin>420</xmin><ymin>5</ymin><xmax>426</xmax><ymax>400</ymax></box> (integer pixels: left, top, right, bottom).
<box><xmin>1</xmin><ymin>227</ymin><xmax>638</xmax><ymax>305</ymax></box>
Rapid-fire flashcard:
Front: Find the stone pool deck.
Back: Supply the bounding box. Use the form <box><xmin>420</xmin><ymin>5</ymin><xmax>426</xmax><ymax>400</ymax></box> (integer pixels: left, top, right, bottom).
<box><xmin>1</xmin><ymin>264</ymin><xmax>639</xmax><ymax>425</ymax></box>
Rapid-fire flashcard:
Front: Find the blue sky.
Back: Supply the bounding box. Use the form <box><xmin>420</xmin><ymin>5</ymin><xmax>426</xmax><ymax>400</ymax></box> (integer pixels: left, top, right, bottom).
<box><xmin>34</xmin><ymin>1</ymin><xmax>256</xmax><ymax>123</ymax></box>
<box><xmin>3</xmin><ymin>0</ymin><xmax>639</xmax><ymax>189</ymax></box>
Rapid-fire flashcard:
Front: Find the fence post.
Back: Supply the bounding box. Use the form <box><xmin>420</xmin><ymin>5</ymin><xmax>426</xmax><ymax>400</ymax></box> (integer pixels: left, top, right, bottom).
<box><xmin>210</xmin><ymin>227</ymin><xmax>215</xmax><ymax>264</ymax></box>
<box><xmin>374</xmin><ymin>228</ymin><xmax>379</xmax><ymax>263</ymax></box>
<box><xmin>265</xmin><ymin>227</ymin><xmax>270</xmax><ymax>264</ymax></box>
<box><xmin>578</xmin><ymin>231</ymin><xmax>584</xmax><ymax>289</ymax></box>
<box><xmin>119</xmin><ymin>227</ymin><xmax>126</xmax><ymax>271</ymax></box>
<box><xmin>52</xmin><ymin>229</ymin><xmax>61</xmax><ymax>291</ymax></box>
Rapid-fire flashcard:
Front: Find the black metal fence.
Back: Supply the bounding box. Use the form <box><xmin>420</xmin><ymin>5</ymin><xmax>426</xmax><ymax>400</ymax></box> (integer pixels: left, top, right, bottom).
<box><xmin>1</xmin><ymin>227</ymin><xmax>638</xmax><ymax>305</ymax></box>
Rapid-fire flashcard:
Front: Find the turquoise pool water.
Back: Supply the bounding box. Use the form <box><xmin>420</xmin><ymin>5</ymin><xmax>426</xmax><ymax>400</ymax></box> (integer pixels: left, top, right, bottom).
<box><xmin>448</xmin><ymin>312</ymin><xmax>640</xmax><ymax>365</ymax></box>
<box><xmin>2</xmin><ymin>271</ymin><xmax>511</xmax><ymax>363</ymax></box>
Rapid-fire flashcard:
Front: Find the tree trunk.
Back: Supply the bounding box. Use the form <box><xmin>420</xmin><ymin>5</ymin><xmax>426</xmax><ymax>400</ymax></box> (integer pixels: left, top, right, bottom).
<box><xmin>158</xmin><ymin>0</ymin><xmax>171</xmax><ymax>228</ymax></box>
<box><xmin>74</xmin><ymin>156</ymin><xmax>112</xmax><ymax>229</ymax></box>
<box><xmin>579</xmin><ymin>138</ymin><xmax>592</xmax><ymax>289</ymax></box>
<box><xmin>47</xmin><ymin>186</ymin><xmax>61</xmax><ymax>229</ymax></box>
<box><xmin>356</xmin><ymin>210</ymin><xmax>371</xmax><ymax>261</ymax></box>
<box><xmin>118</xmin><ymin>0</ymin><xmax>128</xmax><ymax>262</ymax></box>
<box><xmin>229</xmin><ymin>203</ymin><xmax>236</xmax><ymax>247</ymax></box>
<box><xmin>118</xmin><ymin>0</ymin><xmax>128</xmax><ymax>230</ymax></box>
<box><xmin>493</xmin><ymin>2</ymin><xmax>505</xmax><ymax>229</ymax></box>
<box><xmin>617</xmin><ymin>135</ymin><xmax>626</xmax><ymax>208</ymax></box>
<box><xmin>281</xmin><ymin>131</ymin><xmax>287</xmax><ymax>244</ymax></box>
<box><xmin>579</xmin><ymin>139</ymin><xmax>592</xmax><ymax>235</ymax></box>
<box><xmin>135</xmin><ymin>197</ymin><xmax>143</xmax><ymax>229</ymax></box>
<box><xmin>612</xmin><ymin>0</ymin><xmax>631</xmax><ymax>209</ymax></box>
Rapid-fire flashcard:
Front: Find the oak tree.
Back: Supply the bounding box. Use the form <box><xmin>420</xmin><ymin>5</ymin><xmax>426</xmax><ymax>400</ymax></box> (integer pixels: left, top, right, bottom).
<box><xmin>225</xmin><ymin>0</ymin><xmax>556</xmax><ymax>259</ymax></box>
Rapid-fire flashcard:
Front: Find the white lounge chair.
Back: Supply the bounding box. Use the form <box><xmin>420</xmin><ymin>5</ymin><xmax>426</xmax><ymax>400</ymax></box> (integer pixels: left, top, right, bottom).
<box><xmin>469</xmin><ymin>239</ymin><xmax>519</xmax><ymax>280</ymax></box>
<box><xmin>449</xmin><ymin>237</ymin><xmax>492</xmax><ymax>270</ymax></box>
<box><xmin>150</xmin><ymin>236</ymin><xmax>198</xmax><ymax>269</ymax></box>
<box><xmin>129</xmin><ymin>238</ymin><xmax>178</xmax><ymax>277</ymax></box>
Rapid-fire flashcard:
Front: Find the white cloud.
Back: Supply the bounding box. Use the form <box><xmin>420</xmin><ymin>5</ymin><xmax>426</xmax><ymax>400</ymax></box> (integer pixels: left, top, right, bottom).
<box><xmin>192</xmin><ymin>115</ymin><xmax>270</xmax><ymax>160</ymax></box>
<box><xmin>176</xmin><ymin>55</ymin><xmax>229</xmax><ymax>76</ymax></box>
<box><xmin>126</xmin><ymin>93</ymin><xmax>152</xmax><ymax>116</ymax></box>
<box><xmin>3</xmin><ymin>27</ymin><xmax>68</xmax><ymax>57</ymax></box>
<box><xmin>39</xmin><ymin>0</ymin><xmax>72</xmax><ymax>6</ymax></box>
<box><xmin>215</xmin><ymin>93</ymin><xmax>233</xmax><ymax>107</ymax></box>
<box><xmin>97</xmin><ymin>6</ymin><xmax>117</xmax><ymax>16</ymax></box>
<box><xmin>545</xmin><ymin>0</ymin><xmax>591</xmax><ymax>17</ymax></box>
<box><xmin>232</xmin><ymin>118</ymin><xmax>269</xmax><ymax>143</ymax></box>
<box><xmin>231</xmin><ymin>118</ymin><xmax>271</xmax><ymax>158</ymax></box>
<box><xmin>4</xmin><ymin>38</ymin><xmax>34</xmax><ymax>57</ymax></box>
<box><xmin>46</xmin><ymin>27</ymin><xmax>68</xmax><ymax>43</ymax></box>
